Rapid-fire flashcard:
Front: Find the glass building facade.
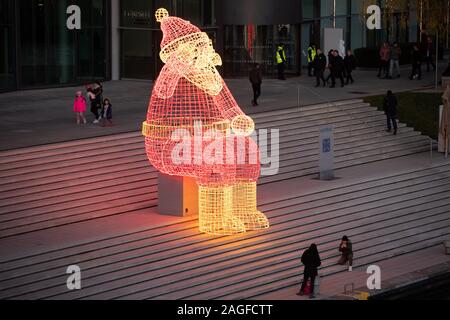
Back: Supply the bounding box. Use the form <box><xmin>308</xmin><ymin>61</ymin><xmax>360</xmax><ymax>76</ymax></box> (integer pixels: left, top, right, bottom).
<box><xmin>119</xmin><ymin>0</ymin><xmax>216</xmax><ymax>80</ymax></box>
<box><xmin>221</xmin><ymin>0</ymin><xmax>429</xmax><ymax>76</ymax></box>
<box><xmin>0</xmin><ymin>0</ymin><xmax>447</xmax><ymax>91</ymax></box>
<box><xmin>0</xmin><ymin>0</ymin><xmax>110</xmax><ymax>92</ymax></box>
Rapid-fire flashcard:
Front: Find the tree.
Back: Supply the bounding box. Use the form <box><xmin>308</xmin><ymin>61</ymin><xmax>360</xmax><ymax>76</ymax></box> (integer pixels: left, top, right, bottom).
<box><xmin>416</xmin><ymin>0</ymin><xmax>449</xmax><ymax>36</ymax></box>
<box><xmin>361</xmin><ymin>0</ymin><xmax>449</xmax><ymax>40</ymax></box>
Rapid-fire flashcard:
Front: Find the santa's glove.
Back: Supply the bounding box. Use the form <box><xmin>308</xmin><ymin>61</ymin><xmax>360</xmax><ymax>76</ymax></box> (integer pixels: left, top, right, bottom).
<box><xmin>231</xmin><ymin>115</ymin><xmax>255</xmax><ymax>137</ymax></box>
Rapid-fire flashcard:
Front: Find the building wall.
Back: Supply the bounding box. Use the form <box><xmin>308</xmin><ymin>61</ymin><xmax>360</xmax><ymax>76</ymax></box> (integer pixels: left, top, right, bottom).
<box><xmin>0</xmin><ymin>0</ymin><xmax>16</xmax><ymax>91</ymax></box>
<box><xmin>117</xmin><ymin>0</ymin><xmax>216</xmax><ymax>80</ymax></box>
<box><xmin>2</xmin><ymin>0</ymin><xmax>441</xmax><ymax>91</ymax></box>
<box><xmin>219</xmin><ymin>0</ymin><xmax>426</xmax><ymax>76</ymax></box>
<box><xmin>0</xmin><ymin>0</ymin><xmax>110</xmax><ymax>92</ymax></box>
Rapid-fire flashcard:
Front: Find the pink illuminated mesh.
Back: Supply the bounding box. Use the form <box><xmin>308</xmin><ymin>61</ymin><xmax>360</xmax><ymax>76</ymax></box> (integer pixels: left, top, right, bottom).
<box><xmin>160</xmin><ymin>17</ymin><xmax>201</xmax><ymax>52</ymax></box>
<box><xmin>143</xmin><ymin>9</ymin><xmax>269</xmax><ymax>235</ymax></box>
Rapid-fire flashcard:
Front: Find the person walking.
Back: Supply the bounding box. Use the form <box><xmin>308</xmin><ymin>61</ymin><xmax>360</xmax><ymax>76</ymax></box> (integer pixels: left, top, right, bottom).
<box><xmin>409</xmin><ymin>45</ymin><xmax>422</xmax><ymax>80</ymax></box>
<box><xmin>249</xmin><ymin>62</ymin><xmax>262</xmax><ymax>106</ymax></box>
<box><xmin>87</xmin><ymin>87</ymin><xmax>101</xmax><ymax>124</ymax></box>
<box><xmin>276</xmin><ymin>43</ymin><xmax>287</xmax><ymax>80</ymax></box>
<box><xmin>383</xmin><ymin>90</ymin><xmax>398</xmax><ymax>135</ymax></box>
<box><xmin>313</xmin><ymin>49</ymin><xmax>327</xmax><ymax>87</ymax></box>
<box><xmin>377</xmin><ymin>42</ymin><xmax>391</xmax><ymax>78</ymax></box>
<box><xmin>330</xmin><ymin>50</ymin><xmax>345</xmax><ymax>88</ymax></box>
<box><xmin>73</xmin><ymin>91</ymin><xmax>87</xmax><ymax>125</ymax></box>
<box><xmin>389</xmin><ymin>42</ymin><xmax>402</xmax><ymax>79</ymax></box>
<box><xmin>93</xmin><ymin>82</ymin><xmax>104</xmax><ymax>120</ymax></box>
<box><xmin>337</xmin><ymin>236</ymin><xmax>353</xmax><ymax>272</ymax></box>
<box><xmin>307</xmin><ymin>43</ymin><xmax>317</xmax><ymax>77</ymax></box>
<box><xmin>325</xmin><ymin>49</ymin><xmax>334</xmax><ymax>85</ymax></box>
<box><xmin>425</xmin><ymin>36</ymin><xmax>436</xmax><ymax>72</ymax></box>
<box><xmin>344</xmin><ymin>49</ymin><xmax>356</xmax><ymax>85</ymax></box>
<box><xmin>297</xmin><ymin>244</ymin><xmax>321</xmax><ymax>299</ymax></box>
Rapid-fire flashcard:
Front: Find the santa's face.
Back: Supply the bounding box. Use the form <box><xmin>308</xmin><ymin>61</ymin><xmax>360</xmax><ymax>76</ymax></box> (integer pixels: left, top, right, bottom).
<box><xmin>175</xmin><ymin>35</ymin><xmax>223</xmax><ymax>96</ymax></box>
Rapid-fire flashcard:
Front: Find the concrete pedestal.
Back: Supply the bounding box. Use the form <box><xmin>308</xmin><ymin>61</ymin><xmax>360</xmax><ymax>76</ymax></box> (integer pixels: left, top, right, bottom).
<box><xmin>158</xmin><ymin>173</ymin><xmax>198</xmax><ymax>217</ymax></box>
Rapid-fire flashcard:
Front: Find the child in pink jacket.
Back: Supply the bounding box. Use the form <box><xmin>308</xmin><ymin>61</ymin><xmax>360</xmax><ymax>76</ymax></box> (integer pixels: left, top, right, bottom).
<box><xmin>73</xmin><ymin>91</ymin><xmax>87</xmax><ymax>125</ymax></box>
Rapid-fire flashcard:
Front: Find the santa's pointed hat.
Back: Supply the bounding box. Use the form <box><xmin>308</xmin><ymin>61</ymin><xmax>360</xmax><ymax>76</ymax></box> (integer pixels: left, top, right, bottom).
<box><xmin>155</xmin><ymin>8</ymin><xmax>209</xmax><ymax>63</ymax></box>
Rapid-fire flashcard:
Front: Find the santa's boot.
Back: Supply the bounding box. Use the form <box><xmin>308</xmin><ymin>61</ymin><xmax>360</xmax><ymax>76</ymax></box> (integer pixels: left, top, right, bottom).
<box><xmin>198</xmin><ymin>185</ymin><xmax>246</xmax><ymax>235</ymax></box>
<box><xmin>232</xmin><ymin>181</ymin><xmax>269</xmax><ymax>230</ymax></box>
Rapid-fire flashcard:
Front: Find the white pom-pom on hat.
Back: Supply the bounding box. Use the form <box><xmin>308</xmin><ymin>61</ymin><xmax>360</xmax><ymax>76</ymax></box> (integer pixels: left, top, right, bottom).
<box><xmin>155</xmin><ymin>8</ymin><xmax>169</xmax><ymax>22</ymax></box>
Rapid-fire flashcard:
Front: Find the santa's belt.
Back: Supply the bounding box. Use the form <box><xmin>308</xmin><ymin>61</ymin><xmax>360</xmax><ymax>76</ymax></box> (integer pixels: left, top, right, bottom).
<box><xmin>142</xmin><ymin>120</ymin><xmax>231</xmax><ymax>139</ymax></box>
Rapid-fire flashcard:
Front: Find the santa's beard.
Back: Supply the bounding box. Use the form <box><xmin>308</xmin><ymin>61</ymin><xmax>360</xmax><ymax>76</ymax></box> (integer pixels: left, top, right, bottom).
<box><xmin>184</xmin><ymin>65</ymin><xmax>223</xmax><ymax>96</ymax></box>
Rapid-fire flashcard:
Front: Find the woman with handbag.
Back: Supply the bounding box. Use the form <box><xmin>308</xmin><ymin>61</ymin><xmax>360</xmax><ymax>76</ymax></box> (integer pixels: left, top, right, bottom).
<box><xmin>297</xmin><ymin>243</ymin><xmax>321</xmax><ymax>299</ymax></box>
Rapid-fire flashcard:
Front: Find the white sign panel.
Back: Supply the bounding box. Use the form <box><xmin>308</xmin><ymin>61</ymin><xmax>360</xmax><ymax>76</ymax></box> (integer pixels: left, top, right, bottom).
<box><xmin>319</xmin><ymin>125</ymin><xmax>334</xmax><ymax>180</ymax></box>
<box><xmin>324</xmin><ymin>28</ymin><xmax>344</xmax><ymax>60</ymax></box>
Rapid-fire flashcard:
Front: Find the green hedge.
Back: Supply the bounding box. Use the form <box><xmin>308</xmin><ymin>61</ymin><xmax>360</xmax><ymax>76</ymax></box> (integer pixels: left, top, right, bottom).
<box><xmin>363</xmin><ymin>92</ymin><xmax>441</xmax><ymax>139</ymax></box>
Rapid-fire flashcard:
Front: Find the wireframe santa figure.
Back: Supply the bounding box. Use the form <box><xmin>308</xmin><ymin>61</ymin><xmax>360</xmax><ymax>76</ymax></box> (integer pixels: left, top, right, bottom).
<box><xmin>143</xmin><ymin>8</ymin><xmax>269</xmax><ymax>235</ymax></box>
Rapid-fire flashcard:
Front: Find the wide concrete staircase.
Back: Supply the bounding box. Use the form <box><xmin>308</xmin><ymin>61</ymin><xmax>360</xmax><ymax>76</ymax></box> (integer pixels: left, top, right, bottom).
<box><xmin>0</xmin><ymin>98</ymin><xmax>444</xmax><ymax>300</ymax></box>
<box><xmin>0</xmin><ymin>99</ymin><xmax>430</xmax><ymax>238</ymax></box>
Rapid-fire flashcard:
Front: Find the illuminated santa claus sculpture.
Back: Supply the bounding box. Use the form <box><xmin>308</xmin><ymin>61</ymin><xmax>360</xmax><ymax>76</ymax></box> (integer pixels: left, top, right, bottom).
<box><xmin>142</xmin><ymin>8</ymin><xmax>269</xmax><ymax>235</ymax></box>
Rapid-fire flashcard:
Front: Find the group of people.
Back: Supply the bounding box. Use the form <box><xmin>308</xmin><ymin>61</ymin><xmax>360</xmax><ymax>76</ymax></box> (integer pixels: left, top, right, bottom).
<box><xmin>297</xmin><ymin>236</ymin><xmax>353</xmax><ymax>299</ymax></box>
<box><xmin>309</xmin><ymin>44</ymin><xmax>357</xmax><ymax>88</ymax></box>
<box><xmin>72</xmin><ymin>81</ymin><xmax>113</xmax><ymax>126</ymax></box>
<box><xmin>377</xmin><ymin>36</ymin><xmax>436</xmax><ymax>81</ymax></box>
<box><xmin>249</xmin><ymin>43</ymin><xmax>358</xmax><ymax>105</ymax></box>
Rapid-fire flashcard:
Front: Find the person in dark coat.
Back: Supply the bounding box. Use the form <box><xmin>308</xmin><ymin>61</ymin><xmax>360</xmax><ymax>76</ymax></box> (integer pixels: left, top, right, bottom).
<box><xmin>409</xmin><ymin>45</ymin><xmax>422</xmax><ymax>80</ymax></box>
<box><xmin>101</xmin><ymin>98</ymin><xmax>113</xmax><ymax>127</ymax></box>
<box><xmin>313</xmin><ymin>49</ymin><xmax>327</xmax><ymax>87</ymax></box>
<box><xmin>383</xmin><ymin>90</ymin><xmax>398</xmax><ymax>135</ymax></box>
<box><xmin>325</xmin><ymin>50</ymin><xmax>334</xmax><ymax>85</ymax></box>
<box><xmin>425</xmin><ymin>36</ymin><xmax>436</xmax><ymax>72</ymax></box>
<box><xmin>344</xmin><ymin>49</ymin><xmax>356</xmax><ymax>85</ymax></box>
<box><xmin>297</xmin><ymin>243</ymin><xmax>321</xmax><ymax>299</ymax></box>
<box><xmin>338</xmin><ymin>236</ymin><xmax>354</xmax><ymax>271</ymax></box>
<box><xmin>330</xmin><ymin>50</ymin><xmax>345</xmax><ymax>88</ymax></box>
<box><xmin>87</xmin><ymin>87</ymin><xmax>101</xmax><ymax>123</ymax></box>
<box><xmin>249</xmin><ymin>62</ymin><xmax>262</xmax><ymax>106</ymax></box>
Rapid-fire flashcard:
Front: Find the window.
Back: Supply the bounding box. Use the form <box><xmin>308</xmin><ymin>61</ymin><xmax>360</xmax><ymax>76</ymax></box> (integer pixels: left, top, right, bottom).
<box><xmin>224</xmin><ymin>24</ymin><xmax>299</xmax><ymax>76</ymax></box>
<box><xmin>18</xmin><ymin>0</ymin><xmax>107</xmax><ymax>88</ymax></box>
<box><xmin>0</xmin><ymin>0</ymin><xmax>16</xmax><ymax>91</ymax></box>
<box><xmin>302</xmin><ymin>0</ymin><xmax>315</xmax><ymax>20</ymax></box>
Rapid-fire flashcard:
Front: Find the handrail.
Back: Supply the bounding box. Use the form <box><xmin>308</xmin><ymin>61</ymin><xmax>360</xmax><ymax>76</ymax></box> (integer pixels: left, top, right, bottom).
<box><xmin>429</xmin><ymin>137</ymin><xmax>438</xmax><ymax>163</ymax></box>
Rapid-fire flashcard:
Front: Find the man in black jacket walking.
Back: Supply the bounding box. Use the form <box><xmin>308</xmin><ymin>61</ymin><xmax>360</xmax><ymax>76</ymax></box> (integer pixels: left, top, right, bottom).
<box><xmin>249</xmin><ymin>62</ymin><xmax>262</xmax><ymax>106</ymax></box>
<box><xmin>344</xmin><ymin>50</ymin><xmax>356</xmax><ymax>85</ymax></box>
<box><xmin>383</xmin><ymin>90</ymin><xmax>398</xmax><ymax>135</ymax></box>
<box><xmin>297</xmin><ymin>244</ymin><xmax>322</xmax><ymax>299</ymax></box>
<box><xmin>409</xmin><ymin>45</ymin><xmax>422</xmax><ymax>80</ymax></box>
<box><xmin>330</xmin><ymin>50</ymin><xmax>345</xmax><ymax>88</ymax></box>
<box><xmin>313</xmin><ymin>49</ymin><xmax>327</xmax><ymax>87</ymax></box>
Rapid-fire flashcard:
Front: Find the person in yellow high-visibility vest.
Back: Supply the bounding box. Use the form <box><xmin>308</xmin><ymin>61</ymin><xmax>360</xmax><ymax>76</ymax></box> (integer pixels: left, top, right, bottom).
<box><xmin>276</xmin><ymin>43</ymin><xmax>287</xmax><ymax>80</ymax></box>
<box><xmin>307</xmin><ymin>43</ymin><xmax>317</xmax><ymax>77</ymax></box>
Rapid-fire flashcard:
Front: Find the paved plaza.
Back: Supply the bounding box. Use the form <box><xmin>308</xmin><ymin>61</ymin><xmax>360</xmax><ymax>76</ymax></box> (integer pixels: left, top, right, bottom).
<box><xmin>0</xmin><ymin>64</ymin><xmax>445</xmax><ymax>151</ymax></box>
